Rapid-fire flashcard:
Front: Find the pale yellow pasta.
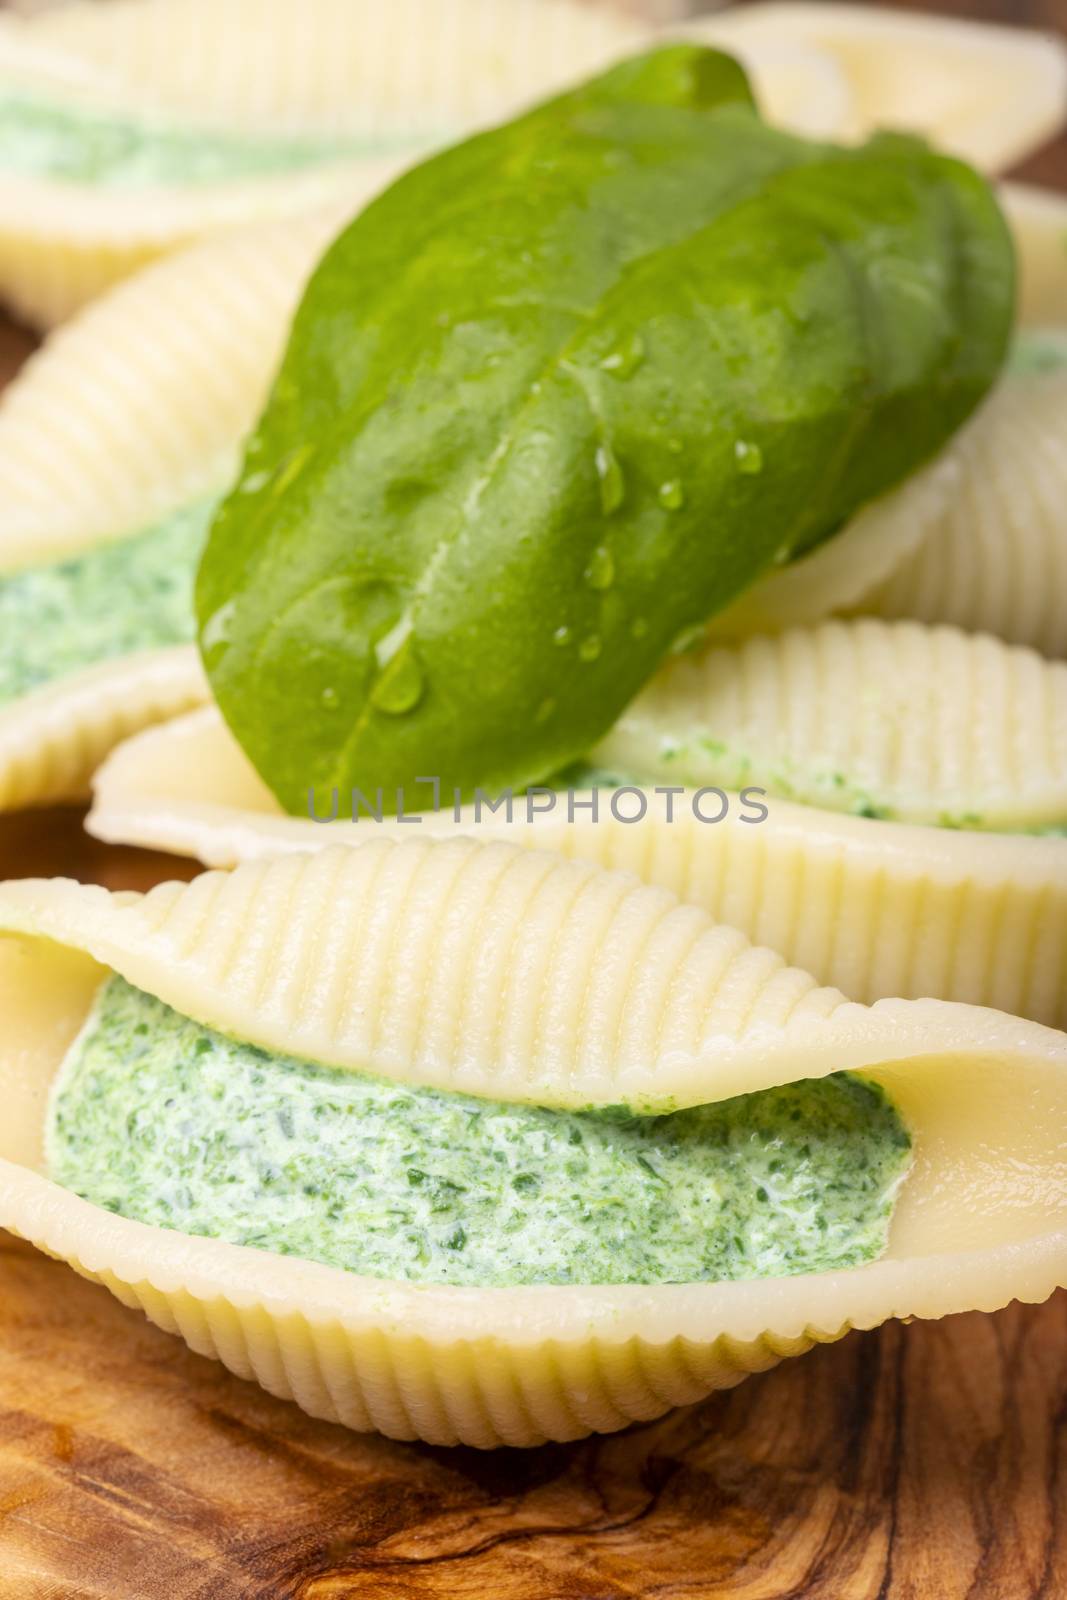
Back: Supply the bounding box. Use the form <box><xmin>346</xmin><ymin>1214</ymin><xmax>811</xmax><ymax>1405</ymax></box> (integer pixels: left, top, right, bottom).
<box><xmin>0</xmin><ymin>217</ymin><xmax>330</xmax><ymax>810</ymax></box>
<box><xmin>0</xmin><ymin>838</ymin><xmax>1064</xmax><ymax>1446</ymax></box>
<box><xmin>89</xmin><ymin>705</ymin><xmax>1067</xmax><ymax>1030</ymax></box>
<box><xmin>0</xmin><ymin>133</ymin><xmax>395</xmax><ymax>332</ymax></box>
<box><xmin>707</xmin><ymin>451</ymin><xmax>958</xmax><ymax>640</ymax></box>
<box><xmin>0</xmin><ymin>207</ymin><xmax>349</xmax><ymax>572</ymax></box>
<box><xmin>1004</xmin><ymin>182</ymin><xmax>1067</xmax><ymax>328</ymax></box>
<box><xmin>0</xmin><ymin>646</ymin><xmax>208</xmax><ymax>811</ymax></box>
<box><xmin>0</xmin><ymin>0</ymin><xmax>642</xmax><ymax>325</ymax></box>
<box><xmin>861</xmin><ymin>369</ymin><xmax>1067</xmax><ymax>656</ymax></box>
<box><xmin>593</xmin><ymin>618</ymin><xmax>1067</xmax><ymax>830</ymax></box>
<box><xmin>689</xmin><ymin>2</ymin><xmax>1067</xmax><ymax>172</ymax></box>
<box><xmin>26</xmin><ymin>0</ymin><xmax>645</xmax><ymax>135</ymax></box>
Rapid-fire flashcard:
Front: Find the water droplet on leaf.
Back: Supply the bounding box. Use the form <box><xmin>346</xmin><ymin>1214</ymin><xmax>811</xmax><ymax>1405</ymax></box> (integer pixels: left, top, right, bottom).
<box><xmin>595</xmin><ymin>445</ymin><xmax>625</xmax><ymax>514</ymax></box>
<box><xmin>584</xmin><ymin>544</ymin><xmax>615</xmax><ymax>590</ymax></box>
<box><xmin>670</xmin><ymin>623</ymin><xmax>706</xmax><ymax>656</ymax></box>
<box><xmin>320</xmin><ymin>686</ymin><xmax>339</xmax><ymax>710</ymax></box>
<box><xmin>552</xmin><ymin>624</ymin><xmax>572</xmax><ymax>647</ymax></box>
<box><xmin>200</xmin><ymin>599</ymin><xmax>235</xmax><ymax>658</ymax></box>
<box><xmin>734</xmin><ymin>440</ymin><xmax>764</xmax><ymax>475</ymax></box>
<box><xmin>600</xmin><ymin>333</ymin><xmax>645</xmax><ymax>379</ymax></box>
<box><xmin>658</xmin><ymin>479</ymin><xmax>684</xmax><ymax>510</ymax></box>
<box><xmin>579</xmin><ymin>634</ymin><xmax>602</xmax><ymax>663</ymax></box>
<box><xmin>371</xmin><ymin>640</ymin><xmax>425</xmax><ymax>715</ymax></box>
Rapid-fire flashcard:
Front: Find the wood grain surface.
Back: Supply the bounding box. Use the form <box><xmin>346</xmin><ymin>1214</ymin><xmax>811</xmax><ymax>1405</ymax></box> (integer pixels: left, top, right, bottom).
<box><xmin>2</xmin><ymin>3</ymin><xmax>1067</xmax><ymax>1595</ymax></box>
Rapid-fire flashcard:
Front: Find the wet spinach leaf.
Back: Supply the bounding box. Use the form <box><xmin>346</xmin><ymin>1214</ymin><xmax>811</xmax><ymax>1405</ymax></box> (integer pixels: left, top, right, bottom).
<box><xmin>197</xmin><ymin>45</ymin><xmax>1013</xmax><ymax>811</ymax></box>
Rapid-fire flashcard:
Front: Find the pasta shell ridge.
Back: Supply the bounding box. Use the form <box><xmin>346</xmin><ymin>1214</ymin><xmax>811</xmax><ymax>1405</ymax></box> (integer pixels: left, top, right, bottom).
<box><xmin>594</xmin><ymin>618</ymin><xmax>1067</xmax><ymax>831</ymax></box>
<box><xmin>0</xmin><ymin>645</ymin><xmax>208</xmax><ymax>812</ymax></box>
<box><xmin>687</xmin><ymin>2</ymin><xmax>1067</xmax><ymax>172</ymax></box>
<box><xmin>0</xmin><ymin>207</ymin><xmax>348</xmax><ymax>572</ymax></box>
<box><xmin>0</xmin><ymin>838</ymin><xmax>1064</xmax><ymax>1446</ymax></box>
<box><xmin>88</xmin><ymin>705</ymin><xmax>1067</xmax><ymax>1029</ymax></box>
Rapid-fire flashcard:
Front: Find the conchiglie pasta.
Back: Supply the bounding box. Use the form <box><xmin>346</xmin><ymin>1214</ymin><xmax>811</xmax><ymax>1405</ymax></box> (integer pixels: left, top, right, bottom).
<box><xmin>687</xmin><ymin>3</ymin><xmax>1067</xmax><ymax>172</ymax></box>
<box><xmin>0</xmin><ymin>217</ymin><xmax>334</xmax><ymax>810</ymax></box>
<box><xmin>25</xmin><ymin>0</ymin><xmax>644</xmax><ymax>136</ymax></box>
<box><xmin>0</xmin><ymin>0</ymin><xmax>643</xmax><ymax>325</ymax></box>
<box><xmin>0</xmin><ymin>839</ymin><xmax>1064</xmax><ymax>1446</ymax></box>
<box><xmin>706</xmin><ymin>450</ymin><xmax>958</xmax><ymax>640</ymax></box>
<box><xmin>88</xmin><ymin>706</ymin><xmax>1067</xmax><ymax>1029</ymax></box>
<box><xmin>1003</xmin><ymin>183</ymin><xmax>1067</xmax><ymax>329</ymax></box>
<box><xmin>0</xmin><ymin>646</ymin><xmax>207</xmax><ymax>811</ymax></box>
<box><xmin>593</xmin><ymin>618</ymin><xmax>1067</xmax><ymax>830</ymax></box>
<box><xmin>860</xmin><ymin>367</ymin><xmax>1067</xmax><ymax>656</ymax></box>
<box><xmin>0</xmin><ymin>207</ymin><xmax>347</xmax><ymax>572</ymax></box>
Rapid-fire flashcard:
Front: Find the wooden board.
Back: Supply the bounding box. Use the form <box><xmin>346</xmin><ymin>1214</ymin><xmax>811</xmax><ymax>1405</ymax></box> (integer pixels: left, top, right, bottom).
<box><xmin>1</xmin><ymin>3</ymin><xmax>1067</xmax><ymax>1593</ymax></box>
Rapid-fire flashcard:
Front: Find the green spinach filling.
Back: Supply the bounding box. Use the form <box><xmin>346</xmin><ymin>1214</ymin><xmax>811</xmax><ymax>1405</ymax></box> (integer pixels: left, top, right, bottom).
<box><xmin>0</xmin><ymin>92</ymin><xmax>431</xmax><ymax>187</ymax></box>
<box><xmin>1007</xmin><ymin>327</ymin><xmax>1067</xmax><ymax>376</ymax></box>
<box><xmin>0</xmin><ymin>502</ymin><xmax>210</xmax><ymax>707</ymax></box>
<box><xmin>48</xmin><ymin>976</ymin><xmax>912</xmax><ymax>1288</ymax></box>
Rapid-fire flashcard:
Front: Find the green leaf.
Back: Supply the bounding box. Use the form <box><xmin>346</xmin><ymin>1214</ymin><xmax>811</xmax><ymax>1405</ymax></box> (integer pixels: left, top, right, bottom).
<box><xmin>197</xmin><ymin>44</ymin><xmax>1014</xmax><ymax>813</ymax></box>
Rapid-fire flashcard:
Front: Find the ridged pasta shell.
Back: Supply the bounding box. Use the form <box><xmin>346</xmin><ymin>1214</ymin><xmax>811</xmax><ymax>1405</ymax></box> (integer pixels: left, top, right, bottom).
<box><xmin>688</xmin><ymin>2</ymin><xmax>1067</xmax><ymax>172</ymax></box>
<box><xmin>88</xmin><ymin>705</ymin><xmax>1067</xmax><ymax>1030</ymax></box>
<box><xmin>1003</xmin><ymin>183</ymin><xmax>1067</xmax><ymax>328</ymax></box>
<box><xmin>860</xmin><ymin>370</ymin><xmax>1067</xmax><ymax>657</ymax></box>
<box><xmin>706</xmin><ymin>450</ymin><xmax>958</xmax><ymax>640</ymax></box>
<box><xmin>0</xmin><ymin>212</ymin><xmax>344</xmax><ymax>809</ymax></box>
<box><xmin>25</xmin><ymin>0</ymin><xmax>849</xmax><ymax>142</ymax></box>
<box><xmin>709</xmin><ymin>363</ymin><xmax>1067</xmax><ymax>657</ymax></box>
<box><xmin>1</xmin><ymin>838</ymin><xmax>1065</xmax><ymax>1446</ymax></box>
<box><xmin>0</xmin><ymin>645</ymin><xmax>207</xmax><ymax>811</ymax></box>
<box><xmin>25</xmin><ymin>0</ymin><xmax>644</xmax><ymax>134</ymax></box>
<box><xmin>0</xmin><ymin>0</ymin><xmax>642</xmax><ymax>326</ymax></box>
<box><xmin>0</xmin><ymin>207</ymin><xmax>346</xmax><ymax>572</ymax></box>
<box><xmin>593</xmin><ymin>619</ymin><xmax>1067</xmax><ymax>831</ymax></box>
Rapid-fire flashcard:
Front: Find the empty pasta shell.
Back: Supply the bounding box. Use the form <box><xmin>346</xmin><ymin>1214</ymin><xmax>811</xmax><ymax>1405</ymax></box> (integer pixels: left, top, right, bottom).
<box><xmin>593</xmin><ymin>619</ymin><xmax>1067</xmax><ymax>831</ymax></box>
<box><xmin>689</xmin><ymin>3</ymin><xmax>1067</xmax><ymax>173</ymax></box>
<box><xmin>0</xmin><ymin>0</ymin><xmax>642</xmax><ymax>325</ymax></box>
<box><xmin>1</xmin><ymin>837</ymin><xmax>1065</xmax><ymax>1446</ymax></box>
<box><xmin>87</xmin><ymin>705</ymin><xmax>1067</xmax><ymax>1030</ymax></box>
<box><xmin>0</xmin><ymin>646</ymin><xmax>207</xmax><ymax>812</ymax></box>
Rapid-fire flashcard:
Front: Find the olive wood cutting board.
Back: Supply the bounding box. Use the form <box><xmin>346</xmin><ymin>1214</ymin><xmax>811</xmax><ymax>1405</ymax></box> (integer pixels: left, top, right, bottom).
<box><xmin>1</xmin><ymin>0</ymin><xmax>1067</xmax><ymax>1591</ymax></box>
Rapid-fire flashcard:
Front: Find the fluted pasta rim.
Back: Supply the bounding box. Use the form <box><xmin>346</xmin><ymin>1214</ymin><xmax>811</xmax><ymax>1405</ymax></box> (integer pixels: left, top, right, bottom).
<box><xmin>3</xmin><ymin>839</ymin><xmax>1065</xmax><ymax>1108</ymax></box>
<box><xmin>0</xmin><ymin>841</ymin><xmax>1064</xmax><ymax>1365</ymax></box>
<box><xmin>0</xmin><ymin>644</ymin><xmax>209</xmax><ymax>811</ymax></box>
<box><xmin>1</xmin><ymin>838</ymin><xmax>1064</xmax><ymax>1446</ymax></box>
<box><xmin>90</xmin><ymin>703</ymin><xmax>1067</xmax><ymax>890</ymax></box>
<box><xmin>86</xmin><ymin>704</ymin><xmax>1067</xmax><ymax>1033</ymax></box>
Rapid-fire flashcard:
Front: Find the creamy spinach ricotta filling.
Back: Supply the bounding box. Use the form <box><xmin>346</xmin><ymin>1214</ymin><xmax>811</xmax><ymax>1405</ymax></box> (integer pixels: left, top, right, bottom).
<box><xmin>48</xmin><ymin>976</ymin><xmax>912</xmax><ymax>1289</ymax></box>
<box><xmin>0</xmin><ymin>502</ymin><xmax>211</xmax><ymax>707</ymax></box>
<box><xmin>0</xmin><ymin>93</ymin><xmax>432</xmax><ymax>186</ymax></box>
<box><xmin>1008</xmin><ymin>327</ymin><xmax>1067</xmax><ymax>376</ymax></box>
